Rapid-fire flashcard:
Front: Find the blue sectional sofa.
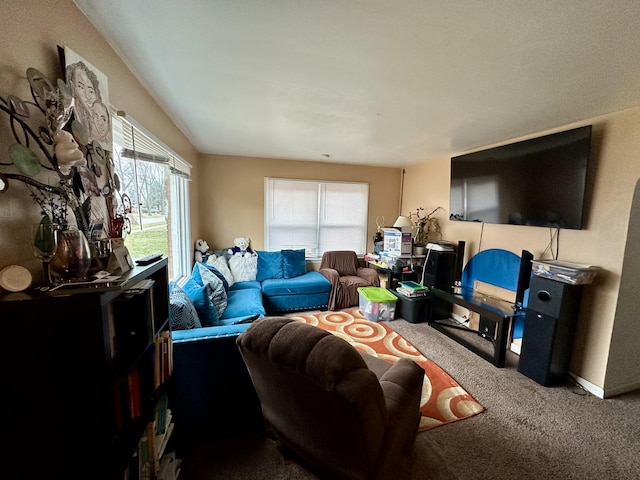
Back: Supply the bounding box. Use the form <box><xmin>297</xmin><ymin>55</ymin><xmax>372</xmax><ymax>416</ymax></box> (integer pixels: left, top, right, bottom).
<box><xmin>169</xmin><ymin>249</ymin><xmax>331</xmax><ymax>444</ymax></box>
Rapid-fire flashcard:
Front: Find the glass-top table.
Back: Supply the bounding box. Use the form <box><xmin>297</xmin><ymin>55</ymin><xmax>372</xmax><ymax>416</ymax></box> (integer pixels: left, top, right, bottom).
<box><xmin>430</xmin><ymin>286</ymin><xmax>522</xmax><ymax>367</ymax></box>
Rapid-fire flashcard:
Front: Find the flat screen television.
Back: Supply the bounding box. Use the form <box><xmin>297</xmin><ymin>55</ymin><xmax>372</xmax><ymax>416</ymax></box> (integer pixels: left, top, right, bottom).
<box><xmin>449</xmin><ymin>125</ymin><xmax>592</xmax><ymax>230</ymax></box>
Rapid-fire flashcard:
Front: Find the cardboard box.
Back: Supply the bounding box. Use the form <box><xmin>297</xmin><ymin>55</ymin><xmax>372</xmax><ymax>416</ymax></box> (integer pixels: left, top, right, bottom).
<box><xmin>382</xmin><ymin>228</ymin><xmax>412</xmax><ymax>256</ymax></box>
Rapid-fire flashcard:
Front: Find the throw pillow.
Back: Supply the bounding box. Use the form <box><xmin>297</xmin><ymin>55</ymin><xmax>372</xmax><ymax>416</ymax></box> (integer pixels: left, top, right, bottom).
<box><xmin>180</xmin><ymin>277</ymin><xmax>220</xmax><ymax>326</ymax></box>
<box><xmin>256</xmin><ymin>250</ymin><xmax>284</xmax><ymax>281</ymax></box>
<box><xmin>229</xmin><ymin>254</ymin><xmax>258</xmax><ymax>282</ymax></box>
<box><xmin>195</xmin><ymin>263</ymin><xmax>228</xmax><ymax>318</ymax></box>
<box><xmin>168</xmin><ymin>282</ymin><xmax>202</xmax><ymax>330</ymax></box>
<box><xmin>282</xmin><ymin>249</ymin><xmax>306</xmax><ymax>278</ymax></box>
<box><xmin>206</xmin><ymin>255</ymin><xmax>234</xmax><ymax>286</ymax></box>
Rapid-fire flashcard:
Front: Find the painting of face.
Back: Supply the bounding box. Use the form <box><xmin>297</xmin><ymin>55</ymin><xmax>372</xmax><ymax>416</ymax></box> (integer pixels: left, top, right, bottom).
<box><xmin>64</xmin><ymin>47</ymin><xmax>112</xmax><ymax>152</ymax></box>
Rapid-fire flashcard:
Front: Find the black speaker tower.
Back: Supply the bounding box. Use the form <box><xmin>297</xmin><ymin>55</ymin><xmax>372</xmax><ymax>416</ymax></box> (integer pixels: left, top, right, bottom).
<box><xmin>453</xmin><ymin>241</ymin><xmax>465</xmax><ymax>285</ymax></box>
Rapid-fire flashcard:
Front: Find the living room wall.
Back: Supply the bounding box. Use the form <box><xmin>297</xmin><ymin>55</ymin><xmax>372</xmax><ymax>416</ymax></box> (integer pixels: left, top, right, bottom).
<box><xmin>0</xmin><ymin>0</ymin><xmax>200</xmax><ymax>278</ymax></box>
<box><xmin>195</xmin><ymin>154</ymin><xmax>402</xmax><ymax>259</ymax></box>
<box><xmin>402</xmin><ymin>107</ymin><xmax>640</xmax><ymax>397</ymax></box>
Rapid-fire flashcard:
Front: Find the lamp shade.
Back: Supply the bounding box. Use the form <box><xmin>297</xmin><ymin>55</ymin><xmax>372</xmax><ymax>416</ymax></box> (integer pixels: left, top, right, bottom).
<box><xmin>393</xmin><ymin>216</ymin><xmax>413</xmax><ymax>228</ymax></box>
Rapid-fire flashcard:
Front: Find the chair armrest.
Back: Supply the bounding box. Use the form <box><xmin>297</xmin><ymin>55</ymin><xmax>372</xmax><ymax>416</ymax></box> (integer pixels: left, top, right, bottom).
<box><xmin>319</xmin><ymin>267</ymin><xmax>339</xmax><ymax>283</ymax></box>
<box><xmin>357</xmin><ymin>267</ymin><xmax>381</xmax><ymax>286</ymax></box>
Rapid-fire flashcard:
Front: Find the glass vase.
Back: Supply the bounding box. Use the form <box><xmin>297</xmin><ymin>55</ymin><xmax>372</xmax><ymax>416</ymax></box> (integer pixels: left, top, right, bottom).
<box><xmin>50</xmin><ymin>227</ymin><xmax>92</xmax><ymax>282</ymax></box>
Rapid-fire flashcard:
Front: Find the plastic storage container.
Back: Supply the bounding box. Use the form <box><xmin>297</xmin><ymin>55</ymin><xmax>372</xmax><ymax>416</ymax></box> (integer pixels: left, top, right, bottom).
<box><xmin>358</xmin><ymin>287</ymin><xmax>398</xmax><ymax>322</ymax></box>
<box><xmin>531</xmin><ymin>260</ymin><xmax>599</xmax><ymax>285</ymax></box>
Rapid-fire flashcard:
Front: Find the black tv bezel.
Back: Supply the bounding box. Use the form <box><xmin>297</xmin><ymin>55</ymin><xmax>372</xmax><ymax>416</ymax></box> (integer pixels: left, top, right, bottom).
<box><xmin>449</xmin><ymin>125</ymin><xmax>592</xmax><ymax>230</ymax></box>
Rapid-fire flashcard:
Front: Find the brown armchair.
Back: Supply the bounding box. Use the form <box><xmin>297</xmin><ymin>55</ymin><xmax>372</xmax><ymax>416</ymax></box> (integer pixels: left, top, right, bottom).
<box><xmin>236</xmin><ymin>318</ymin><xmax>424</xmax><ymax>480</ymax></box>
<box><xmin>320</xmin><ymin>250</ymin><xmax>380</xmax><ymax>310</ymax></box>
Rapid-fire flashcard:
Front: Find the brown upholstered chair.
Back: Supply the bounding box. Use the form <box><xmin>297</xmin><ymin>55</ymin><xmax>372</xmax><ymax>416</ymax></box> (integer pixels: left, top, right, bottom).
<box><xmin>236</xmin><ymin>317</ymin><xmax>424</xmax><ymax>480</ymax></box>
<box><xmin>319</xmin><ymin>250</ymin><xmax>380</xmax><ymax>310</ymax></box>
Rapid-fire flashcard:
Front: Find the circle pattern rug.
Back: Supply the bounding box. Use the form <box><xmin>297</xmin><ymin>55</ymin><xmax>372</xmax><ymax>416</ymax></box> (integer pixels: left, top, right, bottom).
<box><xmin>288</xmin><ymin>308</ymin><xmax>485</xmax><ymax>432</ymax></box>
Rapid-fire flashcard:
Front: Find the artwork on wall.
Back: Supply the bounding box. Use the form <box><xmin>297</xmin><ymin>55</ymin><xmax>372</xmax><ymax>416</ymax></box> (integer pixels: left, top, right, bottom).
<box><xmin>61</xmin><ymin>46</ymin><xmax>125</xmax><ymax>239</ymax></box>
<box><xmin>64</xmin><ymin>46</ymin><xmax>112</xmax><ymax>152</ymax></box>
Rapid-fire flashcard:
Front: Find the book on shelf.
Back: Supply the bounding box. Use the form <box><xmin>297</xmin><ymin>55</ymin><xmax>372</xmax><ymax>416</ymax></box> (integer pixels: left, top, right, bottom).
<box><xmin>398</xmin><ymin>281</ymin><xmax>429</xmax><ymax>296</ymax></box>
<box><xmin>158</xmin><ymin>452</ymin><xmax>181</xmax><ymax>480</ymax></box>
<box><xmin>127</xmin><ymin>366</ymin><xmax>141</xmax><ymax>419</ymax></box>
<box><xmin>154</xmin><ymin>331</ymin><xmax>173</xmax><ymax>388</ymax></box>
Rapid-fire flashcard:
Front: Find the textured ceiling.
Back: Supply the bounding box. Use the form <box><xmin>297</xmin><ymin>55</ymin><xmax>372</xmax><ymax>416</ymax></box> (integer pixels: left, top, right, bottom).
<box><xmin>74</xmin><ymin>0</ymin><xmax>640</xmax><ymax>167</ymax></box>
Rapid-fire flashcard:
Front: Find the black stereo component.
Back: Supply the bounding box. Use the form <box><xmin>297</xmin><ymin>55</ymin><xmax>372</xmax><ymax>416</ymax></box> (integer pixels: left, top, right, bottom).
<box><xmin>518</xmin><ymin>276</ymin><xmax>583</xmax><ymax>386</ymax></box>
<box><xmin>453</xmin><ymin>241</ymin><xmax>466</xmax><ymax>285</ymax></box>
<box><xmin>423</xmin><ymin>250</ymin><xmax>456</xmax><ymax>289</ymax></box>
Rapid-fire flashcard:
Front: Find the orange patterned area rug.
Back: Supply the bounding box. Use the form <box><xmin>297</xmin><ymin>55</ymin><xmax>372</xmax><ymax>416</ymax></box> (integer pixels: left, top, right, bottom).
<box><xmin>287</xmin><ymin>308</ymin><xmax>485</xmax><ymax>432</ymax></box>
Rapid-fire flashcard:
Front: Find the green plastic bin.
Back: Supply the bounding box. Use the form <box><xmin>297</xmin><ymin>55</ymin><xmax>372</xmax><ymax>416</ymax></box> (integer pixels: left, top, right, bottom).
<box><xmin>357</xmin><ymin>287</ymin><xmax>398</xmax><ymax>322</ymax></box>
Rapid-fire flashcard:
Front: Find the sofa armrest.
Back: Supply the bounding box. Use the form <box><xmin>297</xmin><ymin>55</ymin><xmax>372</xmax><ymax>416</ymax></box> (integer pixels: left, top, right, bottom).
<box><xmin>376</xmin><ymin>358</ymin><xmax>425</xmax><ymax>478</ymax></box>
<box><xmin>171</xmin><ymin>332</ymin><xmax>264</xmax><ymax>447</ymax></box>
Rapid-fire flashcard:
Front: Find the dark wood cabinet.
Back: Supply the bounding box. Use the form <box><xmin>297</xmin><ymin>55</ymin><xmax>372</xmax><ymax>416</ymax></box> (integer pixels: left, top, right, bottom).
<box><xmin>1</xmin><ymin>258</ymin><xmax>171</xmax><ymax>480</ymax></box>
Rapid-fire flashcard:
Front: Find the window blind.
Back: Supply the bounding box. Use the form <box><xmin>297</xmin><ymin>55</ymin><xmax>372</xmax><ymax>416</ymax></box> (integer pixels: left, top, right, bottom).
<box><xmin>110</xmin><ymin>107</ymin><xmax>192</xmax><ymax>179</ymax></box>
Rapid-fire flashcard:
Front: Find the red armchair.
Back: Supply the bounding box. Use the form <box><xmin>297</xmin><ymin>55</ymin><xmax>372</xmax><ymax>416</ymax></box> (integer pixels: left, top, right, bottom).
<box><xmin>320</xmin><ymin>250</ymin><xmax>380</xmax><ymax>310</ymax></box>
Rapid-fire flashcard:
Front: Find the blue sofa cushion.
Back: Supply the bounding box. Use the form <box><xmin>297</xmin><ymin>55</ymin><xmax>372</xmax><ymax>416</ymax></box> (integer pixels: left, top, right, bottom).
<box><xmin>182</xmin><ymin>276</ymin><xmax>220</xmax><ymax>327</ymax></box>
<box><xmin>170</xmin><ymin>281</ymin><xmax>203</xmax><ymax>330</ymax></box>
<box><xmin>282</xmin><ymin>249</ymin><xmax>306</xmax><ymax>278</ymax></box>
<box><xmin>256</xmin><ymin>250</ymin><xmax>284</xmax><ymax>281</ymax></box>
<box><xmin>230</xmin><ymin>280</ymin><xmax>262</xmax><ymax>291</ymax></box>
<box><xmin>222</xmin><ymin>288</ymin><xmax>266</xmax><ymax>319</ymax></box>
<box><xmin>261</xmin><ymin>271</ymin><xmax>331</xmax><ymax>296</ymax></box>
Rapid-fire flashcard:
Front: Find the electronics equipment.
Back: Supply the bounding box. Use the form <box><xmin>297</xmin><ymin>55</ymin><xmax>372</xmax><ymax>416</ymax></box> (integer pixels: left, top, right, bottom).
<box><xmin>518</xmin><ymin>276</ymin><xmax>584</xmax><ymax>386</ymax></box>
<box><xmin>515</xmin><ymin>249</ymin><xmax>534</xmax><ymax>307</ymax></box>
<box><xmin>453</xmin><ymin>240</ymin><xmax>466</xmax><ymax>286</ymax></box>
<box><xmin>449</xmin><ymin>125</ymin><xmax>592</xmax><ymax>230</ymax></box>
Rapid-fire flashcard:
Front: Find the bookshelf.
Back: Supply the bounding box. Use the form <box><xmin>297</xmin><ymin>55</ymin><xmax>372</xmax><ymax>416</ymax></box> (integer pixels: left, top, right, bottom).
<box><xmin>0</xmin><ymin>258</ymin><xmax>178</xmax><ymax>480</ymax></box>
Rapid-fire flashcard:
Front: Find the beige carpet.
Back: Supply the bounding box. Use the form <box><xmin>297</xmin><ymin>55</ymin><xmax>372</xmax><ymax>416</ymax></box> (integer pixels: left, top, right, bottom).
<box><xmin>288</xmin><ymin>308</ymin><xmax>485</xmax><ymax>431</ymax></box>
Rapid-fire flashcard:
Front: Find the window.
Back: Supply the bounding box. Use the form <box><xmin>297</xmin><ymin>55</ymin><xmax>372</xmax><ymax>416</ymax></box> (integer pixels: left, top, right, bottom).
<box><xmin>111</xmin><ymin>110</ymin><xmax>192</xmax><ymax>279</ymax></box>
<box><xmin>265</xmin><ymin>178</ymin><xmax>369</xmax><ymax>258</ymax></box>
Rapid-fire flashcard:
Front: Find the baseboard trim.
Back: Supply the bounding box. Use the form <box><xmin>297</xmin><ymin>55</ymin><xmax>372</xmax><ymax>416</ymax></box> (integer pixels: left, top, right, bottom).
<box><xmin>602</xmin><ymin>380</ymin><xmax>640</xmax><ymax>398</ymax></box>
<box><xmin>568</xmin><ymin>372</ymin><xmax>604</xmax><ymax>398</ymax></box>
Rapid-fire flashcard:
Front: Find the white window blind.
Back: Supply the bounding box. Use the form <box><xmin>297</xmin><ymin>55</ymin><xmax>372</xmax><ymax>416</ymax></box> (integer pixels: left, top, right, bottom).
<box><xmin>265</xmin><ymin>178</ymin><xmax>369</xmax><ymax>257</ymax></box>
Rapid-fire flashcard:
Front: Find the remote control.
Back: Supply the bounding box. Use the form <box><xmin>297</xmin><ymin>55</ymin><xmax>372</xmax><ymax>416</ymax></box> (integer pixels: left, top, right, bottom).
<box><xmin>135</xmin><ymin>253</ymin><xmax>163</xmax><ymax>265</ymax></box>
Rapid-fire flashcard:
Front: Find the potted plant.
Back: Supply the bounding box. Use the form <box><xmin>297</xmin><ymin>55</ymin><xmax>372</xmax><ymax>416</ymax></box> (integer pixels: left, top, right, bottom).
<box><xmin>410</xmin><ymin>207</ymin><xmax>443</xmax><ymax>254</ymax></box>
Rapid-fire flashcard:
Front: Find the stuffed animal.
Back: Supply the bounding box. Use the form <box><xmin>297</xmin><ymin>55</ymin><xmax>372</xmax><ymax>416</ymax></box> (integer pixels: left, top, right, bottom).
<box><xmin>228</xmin><ymin>236</ymin><xmax>256</xmax><ymax>257</ymax></box>
<box><xmin>194</xmin><ymin>238</ymin><xmax>210</xmax><ymax>263</ymax></box>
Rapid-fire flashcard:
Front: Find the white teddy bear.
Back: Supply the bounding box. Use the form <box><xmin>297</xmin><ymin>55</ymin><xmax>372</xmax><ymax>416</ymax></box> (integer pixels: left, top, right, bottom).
<box><xmin>228</xmin><ymin>236</ymin><xmax>256</xmax><ymax>257</ymax></box>
<box><xmin>194</xmin><ymin>238</ymin><xmax>210</xmax><ymax>263</ymax></box>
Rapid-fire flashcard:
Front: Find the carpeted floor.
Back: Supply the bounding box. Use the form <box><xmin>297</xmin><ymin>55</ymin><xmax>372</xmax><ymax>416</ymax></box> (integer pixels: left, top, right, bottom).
<box><xmin>179</xmin><ymin>312</ymin><xmax>640</xmax><ymax>480</ymax></box>
<box><xmin>289</xmin><ymin>308</ymin><xmax>484</xmax><ymax>431</ymax></box>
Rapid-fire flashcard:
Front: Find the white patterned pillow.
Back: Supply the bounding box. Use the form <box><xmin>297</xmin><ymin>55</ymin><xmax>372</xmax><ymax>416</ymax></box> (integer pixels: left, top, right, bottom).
<box><xmin>206</xmin><ymin>255</ymin><xmax>234</xmax><ymax>286</ymax></box>
<box><xmin>229</xmin><ymin>254</ymin><xmax>258</xmax><ymax>282</ymax></box>
<box><xmin>169</xmin><ymin>282</ymin><xmax>202</xmax><ymax>330</ymax></box>
<box><xmin>196</xmin><ymin>263</ymin><xmax>227</xmax><ymax>318</ymax></box>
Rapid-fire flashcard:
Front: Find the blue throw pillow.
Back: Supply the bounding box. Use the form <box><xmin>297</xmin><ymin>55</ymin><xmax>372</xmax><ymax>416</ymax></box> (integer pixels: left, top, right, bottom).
<box><xmin>168</xmin><ymin>282</ymin><xmax>202</xmax><ymax>330</ymax></box>
<box><xmin>282</xmin><ymin>249</ymin><xmax>306</xmax><ymax>278</ymax></box>
<box><xmin>182</xmin><ymin>276</ymin><xmax>219</xmax><ymax>327</ymax></box>
<box><xmin>256</xmin><ymin>250</ymin><xmax>284</xmax><ymax>281</ymax></box>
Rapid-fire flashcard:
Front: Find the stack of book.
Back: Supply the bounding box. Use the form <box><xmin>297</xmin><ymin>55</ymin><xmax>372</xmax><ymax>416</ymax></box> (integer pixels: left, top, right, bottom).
<box><xmin>396</xmin><ymin>281</ymin><xmax>429</xmax><ymax>297</ymax></box>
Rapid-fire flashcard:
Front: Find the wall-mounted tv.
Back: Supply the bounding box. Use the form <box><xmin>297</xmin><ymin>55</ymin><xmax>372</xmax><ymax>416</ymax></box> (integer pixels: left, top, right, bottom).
<box><xmin>449</xmin><ymin>125</ymin><xmax>592</xmax><ymax>230</ymax></box>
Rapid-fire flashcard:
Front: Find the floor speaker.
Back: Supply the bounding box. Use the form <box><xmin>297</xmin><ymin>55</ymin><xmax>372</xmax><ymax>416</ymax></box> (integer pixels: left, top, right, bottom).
<box><xmin>518</xmin><ymin>276</ymin><xmax>583</xmax><ymax>386</ymax></box>
<box><xmin>424</xmin><ymin>250</ymin><xmax>455</xmax><ymax>321</ymax></box>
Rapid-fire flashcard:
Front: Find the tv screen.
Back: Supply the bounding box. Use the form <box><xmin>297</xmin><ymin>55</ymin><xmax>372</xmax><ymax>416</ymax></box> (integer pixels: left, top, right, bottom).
<box><xmin>449</xmin><ymin>125</ymin><xmax>592</xmax><ymax>230</ymax></box>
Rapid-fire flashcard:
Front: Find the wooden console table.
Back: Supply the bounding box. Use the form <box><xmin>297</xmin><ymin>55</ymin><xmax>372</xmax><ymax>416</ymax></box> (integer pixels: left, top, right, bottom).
<box><xmin>430</xmin><ymin>286</ymin><xmax>521</xmax><ymax>367</ymax></box>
